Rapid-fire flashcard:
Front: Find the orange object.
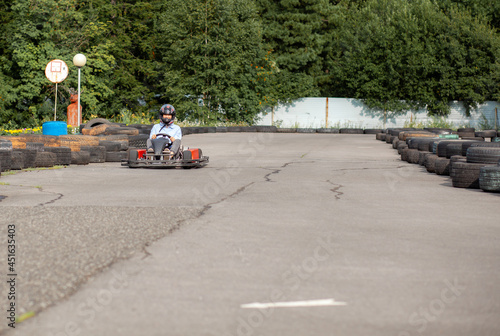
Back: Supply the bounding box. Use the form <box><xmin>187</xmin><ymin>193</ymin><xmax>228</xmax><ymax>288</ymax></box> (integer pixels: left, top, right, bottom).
<box><xmin>136</xmin><ymin>149</ymin><xmax>146</xmax><ymax>159</ymax></box>
<box><xmin>187</xmin><ymin>148</ymin><xmax>200</xmax><ymax>160</ymax></box>
<box><xmin>67</xmin><ymin>93</ymin><xmax>82</xmax><ymax>127</ymax></box>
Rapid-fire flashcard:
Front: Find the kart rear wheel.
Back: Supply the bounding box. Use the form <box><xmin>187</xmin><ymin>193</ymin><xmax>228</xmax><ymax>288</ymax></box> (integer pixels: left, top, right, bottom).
<box><xmin>129</xmin><ymin>149</ymin><xmax>139</xmax><ymax>161</ymax></box>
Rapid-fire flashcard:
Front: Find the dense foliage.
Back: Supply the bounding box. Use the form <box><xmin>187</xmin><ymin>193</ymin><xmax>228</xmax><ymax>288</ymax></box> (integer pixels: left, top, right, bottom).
<box><xmin>0</xmin><ymin>0</ymin><xmax>498</xmax><ymax>127</ymax></box>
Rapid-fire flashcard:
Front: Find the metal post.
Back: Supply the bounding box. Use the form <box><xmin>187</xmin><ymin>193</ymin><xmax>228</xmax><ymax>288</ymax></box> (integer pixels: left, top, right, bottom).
<box><xmin>77</xmin><ymin>67</ymin><xmax>81</xmax><ymax>127</ymax></box>
<box><xmin>496</xmin><ymin>107</ymin><xmax>498</xmax><ymax>131</ymax></box>
<box><xmin>271</xmin><ymin>106</ymin><xmax>274</xmax><ymax>125</ymax></box>
<box><xmin>326</xmin><ymin>97</ymin><xmax>329</xmax><ymax>128</ymax></box>
<box><xmin>54</xmin><ymin>83</ymin><xmax>58</xmax><ymax>121</ymax></box>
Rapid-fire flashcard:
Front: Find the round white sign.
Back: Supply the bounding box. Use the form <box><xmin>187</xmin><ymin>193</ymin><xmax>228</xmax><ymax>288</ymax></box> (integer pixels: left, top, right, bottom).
<box><xmin>45</xmin><ymin>59</ymin><xmax>69</xmax><ymax>83</ymax></box>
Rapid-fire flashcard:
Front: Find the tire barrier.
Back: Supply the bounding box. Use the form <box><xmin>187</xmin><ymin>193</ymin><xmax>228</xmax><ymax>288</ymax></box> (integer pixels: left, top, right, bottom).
<box><xmin>10</xmin><ymin>151</ymin><xmax>24</xmax><ymax>170</ymax></box>
<box><xmin>105</xmin><ymin>151</ymin><xmax>128</xmax><ymax>162</ymax></box>
<box><xmin>466</xmin><ymin>147</ymin><xmax>500</xmax><ymax>164</ymax></box>
<box><xmin>0</xmin><ymin>139</ymin><xmax>13</xmax><ymax>150</ymax></box>
<box><xmin>44</xmin><ymin>147</ymin><xmax>72</xmax><ymax>166</ymax></box>
<box><xmin>340</xmin><ymin>128</ymin><xmax>364</xmax><ymax>134</ymax></box>
<box><xmin>80</xmin><ymin>146</ymin><xmax>106</xmax><ymax>163</ymax></box>
<box><xmin>0</xmin><ymin>150</ymin><xmax>12</xmax><ymax>172</ymax></box>
<box><xmin>376</xmin><ymin>127</ymin><xmax>500</xmax><ymax>193</ymax></box>
<box><xmin>425</xmin><ymin>154</ymin><xmax>438</xmax><ymax>173</ymax></box>
<box><xmin>297</xmin><ymin>128</ymin><xmax>316</xmax><ymax>133</ymax></box>
<box><xmin>71</xmin><ymin>151</ymin><xmax>90</xmax><ymax>165</ymax></box>
<box><xmin>479</xmin><ymin>166</ymin><xmax>500</xmax><ymax>192</ymax></box>
<box><xmin>34</xmin><ymin>152</ymin><xmax>57</xmax><ymax>168</ymax></box>
<box><xmin>434</xmin><ymin>158</ymin><xmax>451</xmax><ymax>175</ymax></box>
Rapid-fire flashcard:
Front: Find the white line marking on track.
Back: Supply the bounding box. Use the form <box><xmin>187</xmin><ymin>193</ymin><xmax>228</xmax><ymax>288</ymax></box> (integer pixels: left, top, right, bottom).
<box><xmin>240</xmin><ymin>298</ymin><xmax>347</xmax><ymax>309</ymax></box>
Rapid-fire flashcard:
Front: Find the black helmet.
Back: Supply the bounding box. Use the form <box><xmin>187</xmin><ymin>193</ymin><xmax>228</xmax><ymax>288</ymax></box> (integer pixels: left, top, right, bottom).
<box><xmin>159</xmin><ymin>104</ymin><xmax>176</xmax><ymax>125</ymax></box>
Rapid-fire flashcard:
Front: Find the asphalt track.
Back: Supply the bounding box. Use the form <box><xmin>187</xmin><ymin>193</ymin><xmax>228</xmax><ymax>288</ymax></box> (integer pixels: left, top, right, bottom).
<box><xmin>0</xmin><ymin>133</ymin><xmax>499</xmax><ymax>336</ymax></box>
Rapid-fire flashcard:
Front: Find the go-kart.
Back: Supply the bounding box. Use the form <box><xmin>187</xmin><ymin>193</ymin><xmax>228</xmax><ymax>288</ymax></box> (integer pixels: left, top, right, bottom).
<box><xmin>121</xmin><ymin>133</ymin><xmax>209</xmax><ymax>169</ymax></box>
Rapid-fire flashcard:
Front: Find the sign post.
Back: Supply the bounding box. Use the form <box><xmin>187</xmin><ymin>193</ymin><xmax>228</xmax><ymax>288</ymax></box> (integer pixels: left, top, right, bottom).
<box><xmin>45</xmin><ymin>60</ymin><xmax>69</xmax><ymax>121</ymax></box>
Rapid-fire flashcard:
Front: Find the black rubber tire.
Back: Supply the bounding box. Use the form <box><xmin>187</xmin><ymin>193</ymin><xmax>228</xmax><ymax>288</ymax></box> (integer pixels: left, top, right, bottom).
<box><xmin>0</xmin><ymin>150</ymin><xmax>12</xmax><ymax>172</ymax></box>
<box><xmin>385</xmin><ymin>134</ymin><xmax>394</xmax><ymax>143</ymax></box>
<box><xmin>457</xmin><ymin>127</ymin><xmax>475</xmax><ymax>133</ymax></box>
<box><xmin>392</xmin><ymin>138</ymin><xmax>400</xmax><ymax>149</ymax></box>
<box><xmin>458</xmin><ymin>133</ymin><xmax>477</xmax><ymax>139</ymax></box>
<box><xmin>425</xmin><ymin>154</ymin><xmax>438</xmax><ymax>173</ymax></box>
<box><xmin>240</xmin><ymin>126</ymin><xmax>257</xmax><ymax>132</ymax></box>
<box><xmin>105</xmin><ymin>151</ymin><xmax>127</xmax><ymax>162</ymax></box>
<box><xmin>452</xmin><ymin>162</ymin><xmax>495</xmax><ymax>188</ymax></box>
<box><xmin>276</xmin><ymin>128</ymin><xmax>297</xmax><ymax>133</ymax></box>
<box><xmin>375</xmin><ymin>133</ymin><xmax>386</xmax><ymax>141</ymax></box>
<box><xmin>34</xmin><ymin>152</ymin><xmax>57</xmax><ymax>168</ymax></box>
<box><xmin>364</xmin><ymin>129</ymin><xmax>383</xmax><ymax>134</ymax></box>
<box><xmin>297</xmin><ymin>128</ymin><xmax>316</xmax><ymax>133</ymax></box>
<box><xmin>469</xmin><ymin>142</ymin><xmax>500</xmax><ymax>149</ymax></box>
<box><xmin>397</xmin><ymin>143</ymin><xmax>408</xmax><ymax>155</ymax></box>
<box><xmin>476</xmin><ymin>130</ymin><xmax>497</xmax><ymax>138</ymax></box>
<box><xmin>182</xmin><ymin>150</ymin><xmax>192</xmax><ymax>161</ymax></box>
<box><xmin>83</xmin><ymin>118</ymin><xmax>113</xmax><ymax>129</ymax></box>
<box><xmin>461</xmin><ymin>140</ymin><xmax>484</xmax><ymax>156</ymax></box>
<box><xmin>407</xmin><ymin>149</ymin><xmax>420</xmax><ymax>164</ymax></box>
<box><xmin>466</xmin><ymin>147</ymin><xmax>500</xmax><ymax>164</ymax></box>
<box><xmin>418</xmin><ymin>152</ymin><xmax>432</xmax><ymax>166</ymax></box>
<box><xmin>425</xmin><ymin>128</ymin><xmax>453</xmax><ymax>134</ymax></box>
<box><xmin>97</xmin><ymin>134</ymin><xmax>129</xmax><ymax>141</ymax></box>
<box><xmin>128</xmin><ymin>149</ymin><xmax>139</xmax><ymax>161</ymax></box>
<box><xmin>80</xmin><ymin>146</ymin><xmax>106</xmax><ymax>163</ymax></box>
<box><xmin>104</xmin><ymin>126</ymin><xmax>139</xmax><ymax>136</ymax></box>
<box><xmin>434</xmin><ymin>158</ymin><xmax>451</xmax><ymax>175</ymax></box>
<box><xmin>44</xmin><ymin>147</ymin><xmax>72</xmax><ymax>165</ymax></box>
<box><xmin>71</xmin><ymin>151</ymin><xmax>91</xmax><ymax>165</ymax></box>
<box><xmin>128</xmin><ymin>135</ymin><xmax>149</xmax><ymax>148</ymax></box>
<box><xmin>445</xmin><ymin>143</ymin><xmax>463</xmax><ymax>158</ymax></box>
<box><xmin>0</xmin><ymin>139</ymin><xmax>13</xmax><ymax>150</ymax></box>
<box><xmin>21</xmin><ymin>134</ymin><xmax>60</xmax><ymax>147</ymax></box>
<box><xmin>254</xmin><ymin>126</ymin><xmax>277</xmax><ymax>133</ymax></box>
<box><xmin>26</xmin><ymin>142</ymin><xmax>45</xmax><ymax>151</ymax></box>
<box><xmin>449</xmin><ymin>155</ymin><xmax>467</xmax><ymax>178</ymax></box>
<box><xmin>99</xmin><ymin>140</ymin><xmax>122</xmax><ymax>152</ymax></box>
<box><xmin>479</xmin><ymin>166</ymin><xmax>500</xmax><ymax>192</ymax></box>
<box><xmin>226</xmin><ymin>126</ymin><xmax>242</xmax><ymax>132</ymax></box>
<box><xmin>10</xmin><ymin>151</ymin><xmax>24</xmax><ymax>170</ymax></box>
<box><xmin>435</xmin><ymin>140</ymin><xmax>461</xmax><ymax>157</ymax></box>
<box><xmin>401</xmin><ymin>148</ymin><xmax>410</xmax><ymax>162</ymax></box>
<box><xmin>216</xmin><ymin>127</ymin><xmax>228</xmax><ymax>133</ymax></box>
<box><xmin>181</xmin><ymin>127</ymin><xmax>194</xmax><ymax>136</ymax></box>
<box><xmin>15</xmin><ymin>149</ymin><xmax>37</xmax><ymax>168</ymax></box>
<box><xmin>340</xmin><ymin>128</ymin><xmax>364</xmax><ymax>134</ymax></box>
<box><xmin>317</xmin><ymin>128</ymin><xmax>340</xmax><ymax>134</ymax></box>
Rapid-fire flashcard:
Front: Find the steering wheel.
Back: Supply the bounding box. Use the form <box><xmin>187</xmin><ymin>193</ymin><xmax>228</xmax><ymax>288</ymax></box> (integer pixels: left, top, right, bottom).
<box><xmin>155</xmin><ymin>133</ymin><xmax>172</xmax><ymax>143</ymax></box>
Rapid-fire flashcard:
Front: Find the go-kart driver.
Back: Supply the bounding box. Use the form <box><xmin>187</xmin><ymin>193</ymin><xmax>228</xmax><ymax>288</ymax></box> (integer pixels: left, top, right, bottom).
<box><xmin>147</xmin><ymin>104</ymin><xmax>182</xmax><ymax>156</ymax></box>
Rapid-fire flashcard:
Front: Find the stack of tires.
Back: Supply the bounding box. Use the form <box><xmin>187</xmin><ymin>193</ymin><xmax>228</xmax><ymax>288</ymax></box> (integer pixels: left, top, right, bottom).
<box><xmin>453</xmin><ymin>143</ymin><xmax>500</xmax><ymax>190</ymax></box>
<box><xmin>375</xmin><ymin>128</ymin><xmax>500</xmax><ymax>193</ymax></box>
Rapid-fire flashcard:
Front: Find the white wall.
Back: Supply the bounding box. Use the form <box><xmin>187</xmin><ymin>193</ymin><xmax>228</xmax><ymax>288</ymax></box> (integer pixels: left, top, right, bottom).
<box><xmin>257</xmin><ymin>98</ymin><xmax>500</xmax><ymax>129</ymax></box>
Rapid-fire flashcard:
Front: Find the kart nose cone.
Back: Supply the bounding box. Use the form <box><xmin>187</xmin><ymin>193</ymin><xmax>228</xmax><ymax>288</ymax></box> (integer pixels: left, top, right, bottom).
<box><xmin>151</xmin><ymin>138</ymin><xmax>170</xmax><ymax>155</ymax></box>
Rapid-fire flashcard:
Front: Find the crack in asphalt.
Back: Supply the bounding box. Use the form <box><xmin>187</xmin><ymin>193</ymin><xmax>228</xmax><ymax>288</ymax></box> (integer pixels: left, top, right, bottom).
<box><xmin>263</xmin><ymin>161</ymin><xmax>298</xmax><ymax>182</ymax></box>
<box><xmin>263</xmin><ymin>164</ymin><xmax>290</xmax><ymax>182</ymax></box>
<box><xmin>36</xmin><ymin>190</ymin><xmax>64</xmax><ymax>207</ymax></box>
<box><xmin>327</xmin><ymin>180</ymin><xmax>344</xmax><ymax>200</ymax></box>
<box><xmin>197</xmin><ymin>182</ymin><xmax>256</xmax><ymax>217</ymax></box>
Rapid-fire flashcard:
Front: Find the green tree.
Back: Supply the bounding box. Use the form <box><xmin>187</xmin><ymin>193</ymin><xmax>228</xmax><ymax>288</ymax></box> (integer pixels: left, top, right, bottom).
<box><xmin>156</xmin><ymin>0</ymin><xmax>272</xmax><ymax>123</ymax></box>
<box><xmin>256</xmin><ymin>0</ymin><xmax>336</xmax><ymax>100</ymax></box>
<box><xmin>0</xmin><ymin>0</ymin><xmax>161</xmax><ymax>127</ymax></box>
<box><xmin>328</xmin><ymin>0</ymin><xmax>500</xmax><ymax>116</ymax></box>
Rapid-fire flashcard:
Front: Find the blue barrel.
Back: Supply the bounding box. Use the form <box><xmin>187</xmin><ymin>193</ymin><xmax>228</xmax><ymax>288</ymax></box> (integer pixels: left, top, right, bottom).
<box><xmin>42</xmin><ymin>121</ymin><xmax>68</xmax><ymax>136</ymax></box>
